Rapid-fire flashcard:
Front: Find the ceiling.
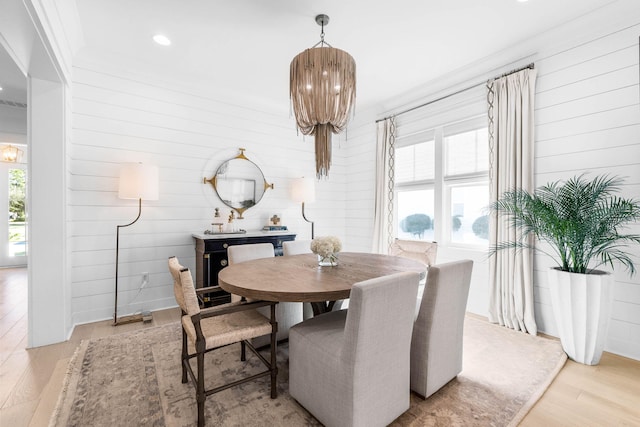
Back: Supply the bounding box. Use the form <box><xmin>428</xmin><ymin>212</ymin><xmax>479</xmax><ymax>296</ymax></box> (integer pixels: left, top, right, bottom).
<box><xmin>0</xmin><ymin>0</ymin><xmax>620</xmax><ymax>110</ymax></box>
<box><xmin>0</xmin><ymin>44</ymin><xmax>27</xmax><ymax>104</ymax></box>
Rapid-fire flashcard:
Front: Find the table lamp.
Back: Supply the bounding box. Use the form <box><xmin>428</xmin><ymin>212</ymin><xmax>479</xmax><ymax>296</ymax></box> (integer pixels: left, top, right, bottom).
<box><xmin>291</xmin><ymin>177</ymin><xmax>316</xmax><ymax>239</ymax></box>
<box><xmin>114</xmin><ymin>162</ymin><xmax>159</xmax><ymax>325</ymax></box>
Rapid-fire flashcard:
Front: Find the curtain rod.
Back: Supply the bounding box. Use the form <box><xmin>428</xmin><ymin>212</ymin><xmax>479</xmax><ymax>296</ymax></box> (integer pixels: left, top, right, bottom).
<box><xmin>375</xmin><ymin>62</ymin><xmax>534</xmax><ymax>123</ymax></box>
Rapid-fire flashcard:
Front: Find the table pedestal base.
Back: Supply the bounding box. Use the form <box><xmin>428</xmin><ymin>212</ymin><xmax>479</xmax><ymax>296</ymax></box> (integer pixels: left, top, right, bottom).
<box><xmin>310</xmin><ymin>301</ymin><xmax>336</xmax><ymax>316</ymax></box>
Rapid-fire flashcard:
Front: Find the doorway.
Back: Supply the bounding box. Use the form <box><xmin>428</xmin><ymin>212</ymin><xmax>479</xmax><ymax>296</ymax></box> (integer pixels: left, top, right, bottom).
<box><xmin>1</xmin><ymin>1</ymin><xmax>67</xmax><ymax>346</ymax></box>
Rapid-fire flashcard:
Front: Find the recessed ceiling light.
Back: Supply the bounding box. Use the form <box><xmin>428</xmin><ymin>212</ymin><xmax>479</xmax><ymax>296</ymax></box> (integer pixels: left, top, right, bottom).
<box><xmin>153</xmin><ymin>34</ymin><xmax>171</xmax><ymax>46</ymax></box>
<box><xmin>0</xmin><ymin>86</ymin><xmax>3</xmax><ymax>91</ymax></box>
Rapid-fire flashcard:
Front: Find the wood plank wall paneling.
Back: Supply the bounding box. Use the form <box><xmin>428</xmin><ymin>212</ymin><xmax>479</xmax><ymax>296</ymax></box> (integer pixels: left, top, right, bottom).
<box><xmin>345</xmin><ymin>20</ymin><xmax>640</xmax><ymax>360</ymax></box>
<box><xmin>69</xmin><ymin>62</ymin><xmax>347</xmax><ymax>325</ymax></box>
<box><xmin>343</xmin><ymin>109</ymin><xmax>378</xmax><ymax>252</ymax></box>
<box><xmin>533</xmin><ymin>22</ymin><xmax>640</xmax><ymax>360</ymax></box>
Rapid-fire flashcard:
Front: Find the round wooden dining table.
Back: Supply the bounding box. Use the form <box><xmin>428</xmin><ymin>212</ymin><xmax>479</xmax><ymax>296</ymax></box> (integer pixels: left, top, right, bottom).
<box><xmin>218</xmin><ymin>252</ymin><xmax>427</xmax><ymax>316</ymax></box>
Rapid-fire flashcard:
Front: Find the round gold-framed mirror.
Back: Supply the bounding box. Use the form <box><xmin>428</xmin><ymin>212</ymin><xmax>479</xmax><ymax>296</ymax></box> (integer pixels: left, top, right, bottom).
<box><xmin>203</xmin><ymin>149</ymin><xmax>273</xmax><ymax>218</ymax></box>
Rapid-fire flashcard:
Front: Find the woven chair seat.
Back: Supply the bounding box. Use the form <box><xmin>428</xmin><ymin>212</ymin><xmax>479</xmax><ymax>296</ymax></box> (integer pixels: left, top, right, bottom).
<box><xmin>182</xmin><ymin>310</ymin><xmax>272</xmax><ymax>352</ymax></box>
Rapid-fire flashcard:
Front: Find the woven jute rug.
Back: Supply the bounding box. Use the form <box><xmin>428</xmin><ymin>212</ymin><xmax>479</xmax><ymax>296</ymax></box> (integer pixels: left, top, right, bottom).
<box><xmin>50</xmin><ymin>316</ymin><xmax>566</xmax><ymax>426</ymax></box>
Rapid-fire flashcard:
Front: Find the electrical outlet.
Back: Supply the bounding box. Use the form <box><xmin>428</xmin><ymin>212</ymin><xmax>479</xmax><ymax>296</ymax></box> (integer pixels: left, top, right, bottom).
<box><xmin>141</xmin><ymin>272</ymin><xmax>149</xmax><ymax>287</ymax></box>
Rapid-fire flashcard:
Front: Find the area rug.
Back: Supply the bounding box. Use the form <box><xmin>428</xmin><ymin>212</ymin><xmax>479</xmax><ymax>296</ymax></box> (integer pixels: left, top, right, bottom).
<box><xmin>50</xmin><ymin>316</ymin><xmax>566</xmax><ymax>427</ymax></box>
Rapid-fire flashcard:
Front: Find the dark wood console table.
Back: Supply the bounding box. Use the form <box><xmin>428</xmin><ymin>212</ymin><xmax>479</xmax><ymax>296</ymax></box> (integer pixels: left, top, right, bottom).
<box><xmin>192</xmin><ymin>231</ymin><xmax>297</xmax><ymax>306</ymax></box>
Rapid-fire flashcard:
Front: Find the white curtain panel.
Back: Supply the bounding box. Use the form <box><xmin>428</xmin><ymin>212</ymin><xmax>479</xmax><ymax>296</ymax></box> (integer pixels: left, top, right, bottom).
<box><xmin>372</xmin><ymin>118</ymin><xmax>396</xmax><ymax>253</ymax></box>
<box><xmin>487</xmin><ymin>68</ymin><xmax>538</xmax><ymax>335</ymax></box>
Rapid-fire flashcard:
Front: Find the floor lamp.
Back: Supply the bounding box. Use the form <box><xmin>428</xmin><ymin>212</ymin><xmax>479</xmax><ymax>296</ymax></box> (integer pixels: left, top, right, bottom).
<box><xmin>114</xmin><ymin>163</ymin><xmax>159</xmax><ymax>326</ymax></box>
<box><xmin>291</xmin><ymin>177</ymin><xmax>316</xmax><ymax>239</ymax></box>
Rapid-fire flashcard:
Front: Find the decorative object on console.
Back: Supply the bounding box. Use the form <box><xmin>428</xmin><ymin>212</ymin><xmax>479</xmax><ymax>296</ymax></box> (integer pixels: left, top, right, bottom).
<box><xmin>291</xmin><ymin>177</ymin><xmax>315</xmax><ymax>239</ymax></box>
<box><xmin>114</xmin><ymin>162</ymin><xmax>159</xmax><ymax>326</ymax></box>
<box><xmin>212</xmin><ymin>207</ymin><xmax>224</xmax><ymax>233</ymax></box>
<box><xmin>203</xmin><ymin>207</ymin><xmax>247</xmax><ymax>235</ymax></box>
<box><xmin>204</xmin><ymin>229</ymin><xmax>247</xmax><ymax>235</ymax></box>
<box><xmin>203</xmin><ymin>148</ymin><xmax>273</xmax><ymax>219</ymax></box>
<box><xmin>290</xmin><ymin>14</ymin><xmax>356</xmax><ymax>178</ymax></box>
<box><xmin>311</xmin><ymin>235</ymin><xmax>342</xmax><ymax>267</ymax></box>
<box><xmin>263</xmin><ymin>225</ymin><xmax>288</xmax><ymax>232</ymax></box>
<box><xmin>263</xmin><ymin>213</ymin><xmax>288</xmax><ymax>231</ymax></box>
<box><xmin>269</xmin><ymin>214</ymin><xmax>282</xmax><ymax>226</ymax></box>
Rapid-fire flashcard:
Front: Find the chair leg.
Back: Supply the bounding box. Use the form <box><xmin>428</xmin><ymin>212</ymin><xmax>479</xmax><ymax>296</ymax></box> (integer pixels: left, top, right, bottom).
<box><xmin>241</xmin><ymin>340</ymin><xmax>246</xmax><ymax>361</ymax></box>
<box><xmin>196</xmin><ymin>351</ymin><xmax>205</xmax><ymax>427</ymax></box>
<box><xmin>270</xmin><ymin>304</ymin><xmax>278</xmax><ymax>399</ymax></box>
<box><xmin>181</xmin><ymin>328</ymin><xmax>188</xmax><ymax>384</ymax></box>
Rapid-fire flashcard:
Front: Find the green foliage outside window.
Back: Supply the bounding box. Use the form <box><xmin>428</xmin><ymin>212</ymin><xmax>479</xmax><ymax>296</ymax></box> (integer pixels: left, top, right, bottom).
<box><xmin>472</xmin><ymin>215</ymin><xmax>489</xmax><ymax>240</ymax></box>
<box><xmin>400</xmin><ymin>214</ymin><xmax>432</xmax><ymax>239</ymax></box>
<box><xmin>9</xmin><ymin>169</ymin><xmax>26</xmax><ymax>222</ymax></box>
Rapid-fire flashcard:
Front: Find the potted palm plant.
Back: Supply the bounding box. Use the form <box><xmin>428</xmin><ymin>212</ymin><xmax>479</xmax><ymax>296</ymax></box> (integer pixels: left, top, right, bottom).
<box><xmin>490</xmin><ymin>174</ymin><xmax>640</xmax><ymax>365</ymax></box>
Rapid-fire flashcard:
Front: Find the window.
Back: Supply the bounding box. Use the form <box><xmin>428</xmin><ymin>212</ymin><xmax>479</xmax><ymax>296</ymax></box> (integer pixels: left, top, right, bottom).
<box><xmin>445</xmin><ymin>127</ymin><xmax>489</xmax><ymax>176</ymax></box>
<box><xmin>448</xmin><ymin>183</ymin><xmax>489</xmax><ymax>245</ymax></box>
<box><xmin>397</xmin><ymin>188</ymin><xmax>435</xmax><ymax>241</ymax></box>
<box><xmin>8</xmin><ymin>168</ymin><xmax>27</xmax><ymax>257</ymax></box>
<box><xmin>394</xmin><ymin>115</ymin><xmax>489</xmax><ymax>248</ymax></box>
<box><xmin>395</xmin><ymin>140</ymin><xmax>434</xmax><ymax>183</ymax></box>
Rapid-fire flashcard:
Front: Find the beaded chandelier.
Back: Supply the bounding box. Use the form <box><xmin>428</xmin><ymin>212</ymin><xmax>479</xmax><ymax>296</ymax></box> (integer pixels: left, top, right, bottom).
<box><xmin>290</xmin><ymin>14</ymin><xmax>356</xmax><ymax>178</ymax></box>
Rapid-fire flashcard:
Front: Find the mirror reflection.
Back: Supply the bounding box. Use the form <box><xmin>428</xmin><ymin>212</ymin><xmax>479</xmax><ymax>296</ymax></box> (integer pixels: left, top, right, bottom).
<box><xmin>215</xmin><ymin>158</ymin><xmax>265</xmax><ymax>209</ymax></box>
<box><xmin>204</xmin><ymin>149</ymin><xmax>273</xmax><ymax>218</ymax></box>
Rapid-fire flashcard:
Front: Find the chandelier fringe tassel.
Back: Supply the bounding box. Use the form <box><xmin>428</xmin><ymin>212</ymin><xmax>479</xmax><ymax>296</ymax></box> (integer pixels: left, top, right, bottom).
<box><xmin>290</xmin><ymin>19</ymin><xmax>356</xmax><ymax>179</ymax></box>
<box><xmin>314</xmin><ymin>124</ymin><xmax>332</xmax><ymax>179</ymax></box>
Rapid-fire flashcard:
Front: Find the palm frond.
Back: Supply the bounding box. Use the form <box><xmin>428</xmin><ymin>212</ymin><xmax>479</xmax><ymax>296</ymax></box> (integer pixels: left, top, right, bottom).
<box><xmin>490</xmin><ymin>173</ymin><xmax>640</xmax><ymax>275</ymax></box>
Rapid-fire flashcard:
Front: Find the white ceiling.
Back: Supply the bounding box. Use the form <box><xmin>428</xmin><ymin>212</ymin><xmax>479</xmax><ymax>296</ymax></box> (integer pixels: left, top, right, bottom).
<box><xmin>0</xmin><ymin>0</ymin><xmax>621</xmax><ymax>109</ymax></box>
<box><xmin>73</xmin><ymin>0</ymin><xmax>619</xmax><ymax>109</ymax></box>
<box><xmin>0</xmin><ymin>44</ymin><xmax>27</xmax><ymax>104</ymax></box>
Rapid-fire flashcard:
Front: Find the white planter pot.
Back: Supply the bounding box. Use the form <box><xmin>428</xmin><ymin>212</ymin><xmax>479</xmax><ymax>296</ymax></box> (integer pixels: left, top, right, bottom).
<box><xmin>548</xmin><ymin>268</ymin><xmax>614</xmax><ymax>365</ymax></box>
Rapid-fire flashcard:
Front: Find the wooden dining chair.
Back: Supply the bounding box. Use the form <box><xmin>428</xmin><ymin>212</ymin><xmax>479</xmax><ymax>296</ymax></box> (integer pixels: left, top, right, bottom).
<box><xmin>389</xmin><ymin>238</ymin><xmax>438</xmax><ymax>267</ymax></box>
<box><xmin>282</xmin><ymin>240</ymin><xmax>345</xmax><ymax>318</ymax></box>
<box><xmin>411</xmin><ymin>260</ymin><xmax>473</xmax><ymax>399</ymax></box>
<box><xmin>168</xmin><ymin>256</ymin><xmax>278</xmax><ymax>427</ymax></box>
<box><xmin>390</xmin><ymin>238</ymin><xmax>436</xmax><ymax>306</ymax></box>
<box><xmin>289</xmin><ymin>271</ymin><xmax>420</xmax><ymax>427</ymax></box>
<box><xmin>227</xmin><ymin>243</ymin><xmax>304</xmax><ymax>345</ymax></box>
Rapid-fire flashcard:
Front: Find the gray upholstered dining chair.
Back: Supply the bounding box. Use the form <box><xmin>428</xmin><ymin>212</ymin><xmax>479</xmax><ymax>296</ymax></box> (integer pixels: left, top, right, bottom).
<box><xmin>227</xmin><ymin>242</ymin><xmax>304</xmax><ymax>345</ymax></box>
<box><xmin>282</xmin><ymin>239</ymin><xmax>344</xmax><ymax>319</ymax></box>
<box><xmin>168</xmin><ymin>256</ymin><xmax>278</xmax><ymax>427</ymax></box>
<box><xmin>289</xmin><ymin>271</ymin><xmax>420</xmax><ymax>427</ymax></box>
<box><xmin>410</xmin><ymin>259</ymin><xmax>473</xmax><ymax>399</ymax></box>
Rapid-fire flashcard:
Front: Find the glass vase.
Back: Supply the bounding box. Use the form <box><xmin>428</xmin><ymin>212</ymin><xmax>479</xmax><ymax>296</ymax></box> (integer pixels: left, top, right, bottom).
<box><xmin>318</xmin><ymin>253</ymin><xmax>338</xmax><ymax>267</ymax></box>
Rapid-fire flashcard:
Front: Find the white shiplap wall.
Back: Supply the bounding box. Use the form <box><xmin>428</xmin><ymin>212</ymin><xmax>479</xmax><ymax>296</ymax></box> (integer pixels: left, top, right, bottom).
<box><xmin>70</xmin><ymin>57</ymin><xmax>347</xmax><ymax>325</ymax></box>
<box><xmin>533</xmin><ymin>22</ymin><xmax>640</xmax><ymax>359</ymax></box>
<box><xmin>345</xmin><ymin>17</ymin><xmax>640</xmax><ymax>360</ymax></box>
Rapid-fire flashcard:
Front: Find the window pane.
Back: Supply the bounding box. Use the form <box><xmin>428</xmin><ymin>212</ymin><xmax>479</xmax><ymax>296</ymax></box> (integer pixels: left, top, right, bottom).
<box><xmin>395</xmin><ymin>141</ymin><xmax>434</xmax><ymax>183</ymax></box>
<box><xmin>397</xmin><ymin>189</ymin><xmax>435</xmax><ymax>241</ymax></box>
<box><xmin>449</xmin><ymin>184</ymin><xmax>489</xmax><ymax>245</ymax></box>
<box><xmin>8</xmin><ymin>169</ymin><xmax>27</xmax><ymax>257</ymax></box>
<box><xmin>445</xmin><ymin>128</ymin><xmax>488</xmax><ymax>176</ymax></box>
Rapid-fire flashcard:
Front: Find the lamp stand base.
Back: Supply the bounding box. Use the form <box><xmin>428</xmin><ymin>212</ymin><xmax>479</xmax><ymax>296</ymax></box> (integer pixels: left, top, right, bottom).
<box><xmin>113</xmin><ymin>313</ymin><xmax>151</xmax><ymax>326</ymax></box>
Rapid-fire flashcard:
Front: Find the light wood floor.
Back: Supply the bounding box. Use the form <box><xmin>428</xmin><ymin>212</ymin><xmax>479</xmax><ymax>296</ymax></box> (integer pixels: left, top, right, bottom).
<box><xmin>1</xmin><ymin>268</ymin><xmax>639</xmax><ymax>426</ymax></box>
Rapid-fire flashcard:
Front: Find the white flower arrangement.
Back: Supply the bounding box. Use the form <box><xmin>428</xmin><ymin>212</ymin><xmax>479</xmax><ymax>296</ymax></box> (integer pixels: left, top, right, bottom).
<box><xmin>310</xmin><ymin>236</ymin><xmax>342</xmax><ymax>266</ymax></box>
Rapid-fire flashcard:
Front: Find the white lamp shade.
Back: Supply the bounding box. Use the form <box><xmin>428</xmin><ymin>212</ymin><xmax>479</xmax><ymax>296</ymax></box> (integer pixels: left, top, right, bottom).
<box><xmin>291</xmin><ymin>177</ymin><xmax>316</xmax><ymax>203</ymax></box>
<box><xmin>118</xmin><ymin>163</ymin><xmax>159</xmax><ymax>200</ymax></box>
